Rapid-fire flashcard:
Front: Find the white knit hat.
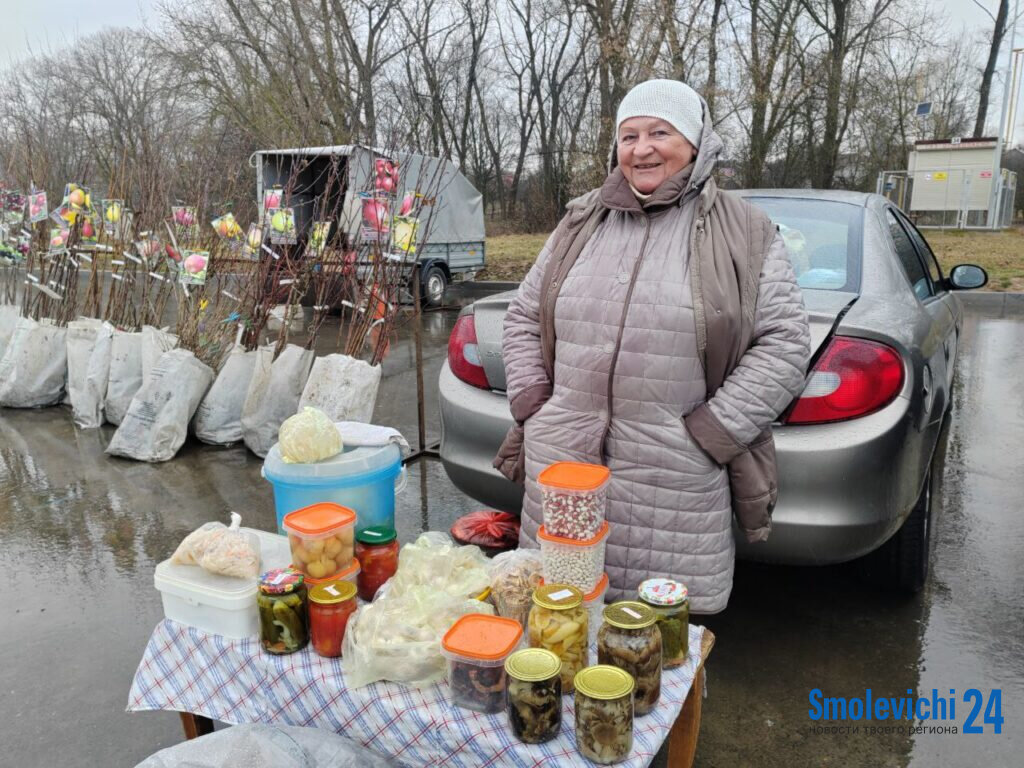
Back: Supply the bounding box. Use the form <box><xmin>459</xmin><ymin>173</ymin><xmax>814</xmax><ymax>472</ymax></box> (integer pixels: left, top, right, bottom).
<box><xmin>616</xmin><ymin>79</ymin><xmax>704</xmax><ymax>147</ymax></box>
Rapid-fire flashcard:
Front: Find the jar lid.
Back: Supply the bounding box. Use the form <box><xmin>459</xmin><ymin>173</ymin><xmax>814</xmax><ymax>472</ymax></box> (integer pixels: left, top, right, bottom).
<box><xmin>603</xmin><ymin>600</ymin><xmax>656</xmax><ymax>629</ymax></box>
<box><xmin>536</xmin><ymin>521</ymin><xmax>610</xmax><ymax>548</ymax></box>
<box><xmin>259</xmin><ymin>568</ymin><xmax>304</xmax><ymax>595</ymax></box>
<box><xmin>505</xmin><ymin>648</ymin><xmax>562</xmax><ymax>682</ymax></box>
<box><xmin>638</xmin><ymin>578</ymin><xmax>689</xmax><ymax>606</ymax></box>
<box><xmin>309</xmin><ymin>580</ymin><xmax>357</xmax><ymax>604</ymax></box>
<box><xmin>442</xmin><ymin>613</ymin><xmax>523</xmax><ymax>661</ymax></box>
<box><xmin>538</xmin><ymin>461</ymin><xmax>610</xmax><ymax>491</ymax></box>
<box><xmin>574</xmin><ymin>665</ymin><xmax>635</xmax><ymax>700</ymax></box>
<box><xmin>356</xmin><ymin>526</ymin><xmax>396</xmax><ymax>545</ymax></box>
<box><xmin>283</xmin><ymin>502</ymin><xmax>356</xmax><ymax>536</ymax></box>
<box><xmin>532</xmin><ymin>583</ymin><xmax>583</xmax><ymax>610</ymax></box>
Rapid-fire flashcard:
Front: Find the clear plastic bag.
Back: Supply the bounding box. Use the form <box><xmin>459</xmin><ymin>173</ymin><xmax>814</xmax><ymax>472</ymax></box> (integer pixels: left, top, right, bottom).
<box><xmin>489</xmin><ymin>549</ymin><xmax>543</xmax><ymax>630</ymax></box>
<box><xmin>279</xmin><ymin>406</ymin><xmax>342</xmax><ymax>464</ymax></box>
<box><xmin>386</xmin><ymin>532</ymin><xmax>492</xmax><ymax>600</ymax></box>
<box><xmin>171</xmin><ymin>512</ymin><xmax>260</xmax><ymax>579</ymax></box>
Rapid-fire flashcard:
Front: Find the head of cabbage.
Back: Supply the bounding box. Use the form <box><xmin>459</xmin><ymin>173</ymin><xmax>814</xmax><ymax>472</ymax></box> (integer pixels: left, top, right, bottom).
<box><xmin>279</xmin><ymin>407</ymin><xmax>343</xmax><ymax>463</ymax></box>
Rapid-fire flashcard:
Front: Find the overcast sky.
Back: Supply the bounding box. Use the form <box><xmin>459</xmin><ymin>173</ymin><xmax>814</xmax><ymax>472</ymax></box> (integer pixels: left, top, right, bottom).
<box><xmin>1</xmin><ymin>0</ymin><xmax>1021</xmax><ymax>139</ymax></box>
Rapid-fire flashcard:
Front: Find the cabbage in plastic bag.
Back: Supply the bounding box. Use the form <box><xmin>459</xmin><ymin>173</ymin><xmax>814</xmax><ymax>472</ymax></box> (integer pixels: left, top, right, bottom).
<box><xmin>278</xmin><ymin>406</ymin><xmax>343</xmax><ymax>464</ymax></box>
<box><xmin>386</xmin><ymin>532</ymin><xmax>492</xmax><ymax>600</ymax></box>
<box><xmin>170</xmin><ymin>512</ymin><xmax>259</xmax><ymax>579</ymax></box>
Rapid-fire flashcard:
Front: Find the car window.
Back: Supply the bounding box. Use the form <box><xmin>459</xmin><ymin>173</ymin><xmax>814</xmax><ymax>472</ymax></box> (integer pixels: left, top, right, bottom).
<box><xmin>885</xmin><ymin>209</ymin><xmax>933</xmax><ymax>300</ymax></box>
<box><xmin>747</xmin><ymin>198</ymin><xmax>862</xmax><ymax>292</ymax></box>
<box><xmin>898</xmin><ymin>214</ymin><xmax>944</xmax><ymax>290</ymax></box>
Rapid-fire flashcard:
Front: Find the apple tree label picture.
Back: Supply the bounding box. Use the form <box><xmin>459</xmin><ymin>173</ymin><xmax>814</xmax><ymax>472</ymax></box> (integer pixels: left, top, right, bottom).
<box><xmin>79</xmin><ymin>215</ymin><xmax>100</xmax><ymax>248</ymax></box>
<box><xmin>267</xmin><ymin>207</ymin><xmax>297</xmax><ymax>244</ymax></box>
<box><xmin>3</xmin><ymin>191</ymin><xmax>27</xmax><ymax>225</ymax></box>
<box><xmin>49</xmin><ymin>227</ymin><xmax>69</xmax><ymax>254</ymax></box>
<box><xmin>374</xmin><ymin>157</ymin><xmax>399</xmax><ymax>193</ymax></box>
<box><xmin>171</xmin><ymin>206</ymin><xmax>198</xmax><ymax>241</ymax></box>
<box><xmin>243</xmin><ymin>223</ymin><xmax>262</xmax><ymax>259</ymax></box>
<box><xmin>179</xmin><ymin>250</ymin><xmax>210</xmax><ymax>285</ymax></box>
<box><xmin>64</xmin><ymin>183</ymin><xmax>91</xmax><ymax>213</ymax></box>
<box><xmin>211</xmin><ymin>212</ymin><xmax>243</xmax><ymax>249</ymax></box>
<box><xmin>102</xmin><ymin>199</ymin><xmax>125</xmax><ymax>235</ymax></box>
<box><xmin>263</xmin><ymin>188</ymin><xmax>283</xmax><ymax>216</ymax></box>
<box><xmin>309</xmin><ymin>220</ymin><xmax>331</xmax><ymax>254</ymax></box>
<box><xmin>28</xmin><ymin>191</ymin><xmax>48</xmax><ymax>223</ymax></box>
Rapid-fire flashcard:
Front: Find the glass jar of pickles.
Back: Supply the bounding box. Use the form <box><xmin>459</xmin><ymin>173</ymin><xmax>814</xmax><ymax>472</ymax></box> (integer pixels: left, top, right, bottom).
<box><xmin>574</xmin><ymin>665</ymin><xmax>635</xmax><ymax>764</ymax></box>
<box><xmin>528</xmin><ymin>584</ymin><xmax>588</xmax><ymax>694</ymax></box>
<box><xmin>597</xmin><ymin>601</ymin><xmax>662</xmax><ymax>715</ymax></box>
<box><xmin>257</xmin><ymin>568</ymin><xmax>309</xmax><ymax>655</ymax></box>
<box><xmin>637</xmin><ymin>578</ymin><xmax>689</xmax><ymax>668</ymax></box>
<box><xmin>505</xmin><ymin>648</ymin><xmax>562</xmax><ymax>744</ymax></box>
<box><xmin>355</xmin><ymin>526</ymin><xmax>399</xmax><ymax>602</ymax></box>
<box><xmin>309</xmin><ymin>580</ymin><xmax>358</xmax><ymax>658</ymax></box>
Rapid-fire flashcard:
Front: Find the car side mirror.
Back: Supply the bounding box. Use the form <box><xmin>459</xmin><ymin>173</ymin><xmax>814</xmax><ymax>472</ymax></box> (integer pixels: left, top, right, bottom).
<box><xmin>948</xmin><ymin>264</ymin><xmax>988</xmax><ymax>290</ymax></box>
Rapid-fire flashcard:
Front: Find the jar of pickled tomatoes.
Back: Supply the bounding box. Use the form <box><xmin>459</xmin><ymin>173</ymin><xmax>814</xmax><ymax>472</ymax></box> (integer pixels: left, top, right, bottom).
<box><xmin>308</xmin><ymin>580</ymin><xmax>358</xmax><ymax>658</ymax></box>
<box><xmin>354</xmin><ymin>526</ymin><xmax>399</xmax><ymax>602</ymax></box>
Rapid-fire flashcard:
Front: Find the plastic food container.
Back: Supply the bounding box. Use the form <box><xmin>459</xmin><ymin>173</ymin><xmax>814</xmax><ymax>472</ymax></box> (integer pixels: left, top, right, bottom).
<box><xmin>574</xmin><ymin>665</ymin><xmax>635</xmax><ymax>764</ymax></box>
<box><xmin>597</xmin><ymin>601</ymin><xmax>662</xmax><ymax>715</ymax></box>
<box><xmin>538</xmin><ymin>522</ymin><xmax>609</xmax><ymax>593</ymax></box>
<box><xmin>257</xmin><ymin>568</ymin><xmax>309</xmax><ymax>654</ymax></box>
<box><xmin>309</xmin><ymin>580</ymin><xmax>358</xmax><ymax>658</ymax></box>
<box><xmin>154</xmin><ymin>528</ymin><xmax>294</xmax><ymax>639</ymax></box>
<box><xmin>505</xmin><ymin>648</ymin><xmax>562</xmax><ymax>744</ymax></box>
<box><xmin>441</xmin><ymin>613</ymin><xmax>524</xmax><ymax>713</ymax></box>
<box><xmin>355</xmin><ymin>526</ymin><xmax>399</xmax><ymax>601</ymax></box>
<box><xmin>638</xmin><ymin>578</ymin><xmax>689</xmax><ymax>668</ymax></box>
<box><xmin>301</xmin><ymin>557</ymin><xmax>360</xmax><ymax>589</ymax></box>
<box><xmin>263</xmin><ymin>441</ymin><xmax>407</xmax><ymax>534</ymax></box>
<box><xmin>528</xmin><ymin>584</ymin><xmax>588</xmax><ymax>693</ymax></box>
<box><xmin>539</xmin><ymin>461</ymin><xmax>610</xmax><ymax>540</ymax></box>
<box><xmin>283</xmin><ymin>503</ymin><xmax>356</xmax><ymax>579</ymax></box>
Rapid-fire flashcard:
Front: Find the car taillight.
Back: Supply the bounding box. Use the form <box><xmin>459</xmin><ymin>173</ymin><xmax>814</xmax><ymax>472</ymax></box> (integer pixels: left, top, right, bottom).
<box><xmin>448</xmin><ymin>313</ymin><xmax>490</xmax><ymax>390</ymax></box>
<box><xmin>784</xmin><ymin>336</ymin><xmax>904</xmax><ymax>425</ymax></box>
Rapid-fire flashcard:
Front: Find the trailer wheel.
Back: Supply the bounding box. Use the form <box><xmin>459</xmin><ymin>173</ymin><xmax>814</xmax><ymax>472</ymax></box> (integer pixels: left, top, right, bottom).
<box><xmin>423</xmin><ymin>265</ymin><xmax>448</xmax><ymax>308</ymax></box>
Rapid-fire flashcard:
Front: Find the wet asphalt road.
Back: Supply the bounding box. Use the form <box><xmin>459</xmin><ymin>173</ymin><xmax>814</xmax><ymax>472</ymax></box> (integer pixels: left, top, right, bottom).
<box><xmin>1</xmin><ymin>291</ymin><xmax>1021</xmax><ymax>767</ymax></box>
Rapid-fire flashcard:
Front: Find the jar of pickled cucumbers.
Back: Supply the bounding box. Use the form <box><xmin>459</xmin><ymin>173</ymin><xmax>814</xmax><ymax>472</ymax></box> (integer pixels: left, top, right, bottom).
<box><xmin>528</xmin><ymin>584</ymin><xmax>588</xmax><ymax>694</ymax></box>
<box><xmin>597</xmin><ymin>601</ymin><xmax>662</xmax><ymax>715</ymax></box>
<box><xmin>257</xmin><ymin>568</ymin><xmax>309</xmax><ymax>655</ymax></box>
<box><xmin>574</xmin><ymin>665</ymin><xmax>635</xmax><ymax>764</ymax></box>
<box><xmin>637</xmin><ymin>578</ymin><xmax>689</xmax><ymax>668</ymax></box>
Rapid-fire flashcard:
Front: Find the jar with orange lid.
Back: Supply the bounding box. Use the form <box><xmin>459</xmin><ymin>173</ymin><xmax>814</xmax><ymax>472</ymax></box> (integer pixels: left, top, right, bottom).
<box><xmin>539</xmin><ymin>461</ymin><xmax>610</xmax><ymax>540</ymax></box>
<box><xmin>354</xmin><ymin>526</ymin><xmax>399</xmax><ymax>601</ymax></box>
<box><xmin>309</xmin><ymin>580</ymin><xmax>358</xmax><ymax>658</ymax></box>
<box><xmin>528</xmin><ymin>584</ymin><xmax>588</xmax><ymax>693</ymax></box>
<box><xmin>441</xmin><ymin>613</ymin><xmax>524</xmax><ymax>713</ymax></box>
<box><xmin>283</xmin><ymin>502</ymin><xmax>356</xmax><ymax>580</ymax></box>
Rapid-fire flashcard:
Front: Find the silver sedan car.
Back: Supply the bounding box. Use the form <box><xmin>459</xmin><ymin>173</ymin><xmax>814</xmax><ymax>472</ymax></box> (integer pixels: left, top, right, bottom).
<box><xmin>439</xmin><ymin>191</ymin><xmax>987</xmax><ymax>591</ymax></box>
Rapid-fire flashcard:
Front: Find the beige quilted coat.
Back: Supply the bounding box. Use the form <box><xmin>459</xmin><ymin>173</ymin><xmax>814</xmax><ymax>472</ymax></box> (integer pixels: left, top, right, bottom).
<box><xmin>502</xmin><ymin>109</ymin><xmax>810</xmax><ymax>613</ymax></box>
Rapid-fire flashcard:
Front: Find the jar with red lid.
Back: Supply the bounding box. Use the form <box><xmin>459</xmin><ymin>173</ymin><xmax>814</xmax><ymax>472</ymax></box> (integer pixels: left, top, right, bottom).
<box><xmin>354</xmin><ymin>526</ymin><xmax>399</xmax><ymax>601</ymax></box>
<box><xmin>309</xmin><ymin>580</ymin><xmax>358</xmax><ymax>658</ymax></box>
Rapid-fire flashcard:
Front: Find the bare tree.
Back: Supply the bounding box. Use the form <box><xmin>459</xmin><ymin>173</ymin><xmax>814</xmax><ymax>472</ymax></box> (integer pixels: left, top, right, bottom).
<box><xmin>971</xmin><ymin>0</ymin><xmax>1012</xmax><ymax>137</ymax></box>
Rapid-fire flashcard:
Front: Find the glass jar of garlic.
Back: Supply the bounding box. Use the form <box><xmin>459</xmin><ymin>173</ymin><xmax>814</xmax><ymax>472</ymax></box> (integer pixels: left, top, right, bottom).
<box><xmin>528</xmin><ymin>584</ymin><xmax>588</xmax><ymax>694</ymax></box>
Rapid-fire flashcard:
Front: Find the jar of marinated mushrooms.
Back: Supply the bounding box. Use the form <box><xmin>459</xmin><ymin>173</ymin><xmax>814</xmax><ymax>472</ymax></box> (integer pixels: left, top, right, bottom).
<box><xmin>528</xmin><ymin>584</ymin><xmax>588</xmax><ymax>694</ymax></box>
<box><xmin>505</xmin><ymin>648</ymin><xmax>562</xmax><ymax>744</ymax></box>
<box><xmin>637</xmin><ymin>578</ymin><xmax>689</xmax><ymax>668</ymax></box>
<box><xmin>573</xmin><ymin>665</ymin><xmax>635</xmax><ymax>764</ymax></box>
<box><xmin>597</xmin><ymin>601</ymin><xmax>662</xmax><ymax>715</ymax></box>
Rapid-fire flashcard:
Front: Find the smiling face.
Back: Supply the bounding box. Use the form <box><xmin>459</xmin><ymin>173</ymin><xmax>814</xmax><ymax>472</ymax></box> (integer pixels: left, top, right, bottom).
<box><xmin>616</xmin><ymin>117</ymin><xmax>696</xmax><ymax>194</ymax></box>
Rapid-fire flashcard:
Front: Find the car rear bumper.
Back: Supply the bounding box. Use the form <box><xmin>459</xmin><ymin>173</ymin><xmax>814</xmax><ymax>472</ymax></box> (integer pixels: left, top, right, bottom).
<box><xmin>439</xmin><ymin>362</ymin><xmax>921</xmax><ymax>565</ymax></box>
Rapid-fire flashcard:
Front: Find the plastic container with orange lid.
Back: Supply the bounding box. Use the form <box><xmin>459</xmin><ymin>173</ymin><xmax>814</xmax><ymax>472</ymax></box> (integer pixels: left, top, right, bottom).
<box><xmin>538</xmin><ymin>521</ymin><xmax>609</xmax><ymax>594</ymax></box>
<box><xmin>298</xmin><ymin>557</ymin><xmax>361</xmax><ymax>590</ymax></box>
<box><xmin>539</xmin><ymin>461</ymin><xmax>610</xmax><ymax>540</ymax></box>
<box><xmin>283</xmin><ymin>502</ymin><xmax>356</xmax><ymax>580</ymax></box>
<box><xmin>441</xmin><ymin>614</ymin><xmax>524</xmax><ymax>713</ymax></box>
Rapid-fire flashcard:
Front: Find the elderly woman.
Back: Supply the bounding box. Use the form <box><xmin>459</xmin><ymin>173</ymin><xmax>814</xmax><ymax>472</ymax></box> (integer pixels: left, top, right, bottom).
<box><xmin>494</xmin><ymin>79</ymin><xmax>812</xmax><ymax>613</ymax></box>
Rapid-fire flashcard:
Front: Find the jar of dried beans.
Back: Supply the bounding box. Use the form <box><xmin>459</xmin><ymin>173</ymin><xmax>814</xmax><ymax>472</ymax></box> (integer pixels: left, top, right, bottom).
<box><xmin>539</xmin><ymin>461</ymin><xmax>610</xmax><ymax>540</ymax></box>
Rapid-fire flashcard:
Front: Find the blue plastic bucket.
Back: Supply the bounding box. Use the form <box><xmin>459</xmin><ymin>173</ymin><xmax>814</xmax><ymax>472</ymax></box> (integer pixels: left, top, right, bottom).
<box><xmin>263</xmin><ymin>442</ymin><xmax>408</xmax><ymax>534</ymax></box>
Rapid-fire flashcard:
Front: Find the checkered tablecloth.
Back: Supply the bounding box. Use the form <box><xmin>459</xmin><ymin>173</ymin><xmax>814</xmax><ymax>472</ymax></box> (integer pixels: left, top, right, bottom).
<box><xmin>128</xmin><ymin>619</ymin><xmax>705</xmax><ymax>767</ymax></box>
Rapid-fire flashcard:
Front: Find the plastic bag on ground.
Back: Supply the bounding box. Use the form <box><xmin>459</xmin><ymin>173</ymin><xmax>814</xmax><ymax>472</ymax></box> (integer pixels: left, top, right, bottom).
<box><xmin>171</xmin><ymin>512</ymin><xmax>260</xmax><ymax>579</ymax></box>
<box><xmin>69</xmin><ymin>319</ymin><xmax>114</xmax><ymax>428</ymax></box>
<box><xmin>193</xmin><ymin>344</ymin><xmax>257</xmax><ymax>445</ymax></box>
<box><xmin>279</xmin><ymin>406</ymin><xmax>343</xmax><ymax>463</ymax></box>
<box><xmin>0</xmin><ymin>304</ymin><xmax>19</xmax><ymax>364</ymax></box>
<box><xmin>105</xmin><ymin>330</ymin><xmax>143</xmax><ymax>425</ymax></box>
<box><xmin>135</xmin><ymin>723</ymin><xmax>397</xmax><ymax>768</ymax></box>
<box><xmin>141</xmin><ymin>325</ymin><xmax>178</xmax><ymax>387</ymax></box>
<box><xmin>106</xmin><ymin>348</ymin><xmax>214</xmax><ymax>462</ymax></box>
<box><xmin>240</xmin><ymin>343</ymin><xmax>314</xmax><ymax>458</ymax></box>
<box><xmin>298</xmin><ymin>353</ymin><xmax>382</xmax><ymax>424</ymax></box>
<box><xmin>0</xmin><ymin>316</ymin><xmax>68</xmax><ymax>408</ymax></box>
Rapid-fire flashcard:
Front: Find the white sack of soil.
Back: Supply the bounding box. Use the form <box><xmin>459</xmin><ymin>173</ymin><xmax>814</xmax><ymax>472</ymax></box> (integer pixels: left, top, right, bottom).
<box><xmin>240</xmin><ymin>343</ymin><xmax>314</xmax><ymax>458</ymax></box>
<box><xmin>141</xmin><ymin>325</ymin><xmax>178</xmax><ymax>387</ymax></box>
<box><xmin>0</xmin><ymin>304</ymin><xmax>19</xmax><ymax>363</ymax></box>
<box><xmin>298</xmin><ymin>353</ymin><xmax>381</xmax><ymax>424</ymax></box>
<box><xmin>193</xmin><ymin>344</ymin><xmax>258</xmax><ymax>445</ymax></box>
<box><xmin>66</xmin><ymin>318</ymin><xmax>114</xmax><ymax>428</ymax></box>
<box><xmin>106</xmin><ymin>348</ymin><xmax>214</xmax><ymax>462</ymax></box>
<box><xmin>104</xmin><ymin>330</ymin><xmax>143</xmax><ymax>425</ymax></box>
<box><xmin>0</xmin><ymin>317</ymin><xmax>68</xmax><ymax>408</ymax></box>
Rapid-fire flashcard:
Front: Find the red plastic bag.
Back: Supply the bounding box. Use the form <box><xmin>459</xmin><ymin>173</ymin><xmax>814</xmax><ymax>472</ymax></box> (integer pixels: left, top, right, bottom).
<box><xmin>450</xmin><ymin>511</ymin><xmax>520</xmax><ymax>555</ymax></box>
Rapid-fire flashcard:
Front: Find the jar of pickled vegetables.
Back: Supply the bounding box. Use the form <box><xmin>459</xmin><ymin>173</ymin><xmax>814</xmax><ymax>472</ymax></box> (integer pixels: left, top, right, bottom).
<box><xmin>505</xmin><ymin>648</ymin><xmax>562</xmax><ymax>744</ymax></box>
<box><xmin>257</xmin><ymin>568</ymin><xmax>309</xmax><ymax>655</ymax></box>
<box><xmin>597</xmin><ymin>601</ymin><xmax>662</xmax><ymax>715</ymax></box>
<box><xmin>355</xmin><ymin>526</ymin><xmax>399</xmax><ymax>601</ymax></box>
<box><xmin>637</xmin><ymin>578</ymin><xmax>689</xmax><ymax>668</ymax></box>
<box><xmin>309</xmin><ymin>580</ymin><xmax>358</xmax><ymax>658</ymax></box>
<box><xmin>573</xmin><ymin>665</ymin><xmax>635</xmax><ymax>764</ymax></box>
<box><xmin>528</xmin><ymin>584</ymin><xmax>588</xmax><ymax>694</ymax></box>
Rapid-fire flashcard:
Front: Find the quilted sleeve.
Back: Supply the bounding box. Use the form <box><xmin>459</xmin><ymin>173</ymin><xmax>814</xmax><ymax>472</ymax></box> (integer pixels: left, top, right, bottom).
<box><xmin>685</xmin><ymin>232</ymin><xmax>811</xmax><ymax>462</ymax></box>
<box><xmin>502</xmin><ymin>231</ymin><xmax>558</xmax><ymax>423</ymax></box>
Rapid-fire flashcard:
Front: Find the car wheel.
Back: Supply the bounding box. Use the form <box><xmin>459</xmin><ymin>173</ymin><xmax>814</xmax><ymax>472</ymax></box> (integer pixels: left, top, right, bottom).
<box><xmin>862</xmin><ymin>468</ymin><xmax>933</xmax><ymax>593</ymax></box>
<box><xmin>423</xmin><ymin>266</ymin><xmax>447</xmax><ymax>308</ymax></box>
